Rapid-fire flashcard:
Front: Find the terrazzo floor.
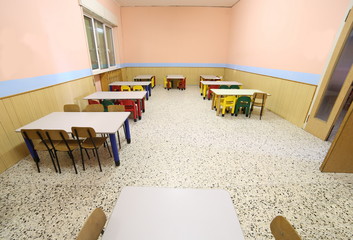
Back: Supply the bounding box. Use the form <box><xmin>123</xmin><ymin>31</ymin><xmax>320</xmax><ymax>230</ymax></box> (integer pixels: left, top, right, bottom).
<box><xmin>1</xmin><ymin>86</ymin><xmax>352</xmax><ymax>240</ymax></box>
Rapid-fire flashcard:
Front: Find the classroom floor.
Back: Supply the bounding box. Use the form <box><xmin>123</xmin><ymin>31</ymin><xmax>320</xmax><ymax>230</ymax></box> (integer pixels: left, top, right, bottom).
<box><xmin>0</xmin><ymin>86</ymin><xmax>352</xmax><ymax>240</ymax></box>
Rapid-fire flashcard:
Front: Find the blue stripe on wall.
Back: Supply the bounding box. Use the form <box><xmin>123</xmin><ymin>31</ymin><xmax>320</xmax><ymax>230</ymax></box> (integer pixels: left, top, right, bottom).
<box><xmin>121</xmin><ymin>63</ymin><xmax>321</xmax><ymax>85</ymax></box>
<box><xmin>0</xmin><ymin>69</ymin><xmax>92</xmax><ymax>98</ymax></box>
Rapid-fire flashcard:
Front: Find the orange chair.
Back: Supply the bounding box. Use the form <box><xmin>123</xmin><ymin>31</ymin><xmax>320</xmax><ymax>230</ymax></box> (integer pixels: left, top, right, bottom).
<box><xmin>117</xmin><ymin>100</ymin><xmax>138</xmax><ymax>122</ymax></box>
<box><xmin>207</xmin><ymin>85</ymin><xmax>219</xmax><ymax>100</ymax></box>
<box><xmin>111</xmin><ymin>85</ymin><xmax>121</xmax><ymax>91</ymax></box>
<box><xmin>177</xmin><ymin>78</ymin><xmax>186</xmax><ymax>90</ymax></box>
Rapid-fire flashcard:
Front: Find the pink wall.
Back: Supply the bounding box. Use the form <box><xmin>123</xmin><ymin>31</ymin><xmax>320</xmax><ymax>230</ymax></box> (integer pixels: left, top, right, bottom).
<box><xmin>0</xmin><ymin>0</ymin><xmax>90</xmax><ymax>81</ymax></box>
<box><xmin>97</xmin><ymin>0</ymin><xmax>124</xmax><ymax>64</ymax></box>
<box><xmin>121</xmin><ymin>7</ymin><xmax>231</xmax><ymax>64</ymax></box>
<box><xmin>228</xmin><ymin>0</ymin><xmax>351</xmax><ymax>74</ymax></box>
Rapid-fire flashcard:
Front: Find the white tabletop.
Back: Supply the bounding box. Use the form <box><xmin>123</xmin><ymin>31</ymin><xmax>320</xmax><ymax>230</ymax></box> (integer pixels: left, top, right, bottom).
<box><xmin>200</xmin><ymin>81</ymin><xmax>243</xmax><ymax>86</ymax></box>
<box><xmin>102</xmin><ymin>187</ymin><xmax>245</xmax><ymax>240</ymax></box>
<box><xmin>15</xmin><ymin>112</ymin><xmax>129</xmax><ymax>134</ymax></box>
<box><xmin>109</xmin><ymin>81</ymin><xmax>151</xmax><ymax>86</ymax></box>
<box><xmin>211</xmin><ymin>89</ymin><xmax>270</xmax><ymax>96</ymax></box>
<box><xmin>84</xmin><ymin>91</ymin><xmax>147</xmax><ymax>100</ymax></box>
<box><xmin>200</xmin><ymin>75</ymin><xmax>221</xmax><ymax>80</ymax></box>
<box><xmin>134</xmin><ymin>75</ymin><xmax>154</xmax><ymax>79</ymax></box>
<box><xmin>167</xmin><ymin>75</ymin><xmax>184</xmax><ymax>79</ymax></box>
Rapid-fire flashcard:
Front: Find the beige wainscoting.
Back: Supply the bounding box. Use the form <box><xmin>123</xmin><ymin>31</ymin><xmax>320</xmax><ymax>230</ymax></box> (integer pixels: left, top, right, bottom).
<box><xmin>224</xmin><ymin>69</ymin><xmax>317</xmax><ymax>127</ymax></box>
<box><xmin>0</xmin><ymin>76</ymin><xmax>95</xmax><ymax>174</ymax></box>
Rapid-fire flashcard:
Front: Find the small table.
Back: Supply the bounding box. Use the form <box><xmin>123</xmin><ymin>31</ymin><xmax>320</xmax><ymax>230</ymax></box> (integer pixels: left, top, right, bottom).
<box><xmin>15</xmin><ymin>112</ymin><xmax>130</xmax><ymax>166</ymax></box>
<box><xmin>199</xmin><ymin>75</ymin><xmax>222</xmax><ymax>88</ymax></box>
<box><xmin>133</xmin><ymin>75</ymin><xmax>155</xmax><ymax>88</ymax></box>
<box><xmin>166</xmin><ymin>75</ymin><xmax>185</xmax><ymax>90</ymax></box>
<box><xmin>211</xmin><ymin>89</ymin><xmax>270</xmax><ymax>116</ymax></box>
<box><xmin>200</xmin><ymin>81</ymin><xmax>243</xmax><ymax>99</ymax></box>
<box><xmin>109</xmin><ymin>81</ymin><xmax>152</xmax><ymax>100</ymax></box>
<box><xmin>102</xmin><ymin>187</ymin><xmax>245</xmax><ymax>240</ymax></box>
<box><xmin>84</xmin><ymin>91</ymin><xmax>146</xmax><ymax>120</ymax></box>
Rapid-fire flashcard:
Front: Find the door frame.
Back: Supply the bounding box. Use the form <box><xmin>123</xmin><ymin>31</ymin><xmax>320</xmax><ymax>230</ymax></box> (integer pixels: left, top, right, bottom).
<box><xmin>305</xmin><ymin>6</ymin><xmax>353</xmax><ymax>140</ymax></box>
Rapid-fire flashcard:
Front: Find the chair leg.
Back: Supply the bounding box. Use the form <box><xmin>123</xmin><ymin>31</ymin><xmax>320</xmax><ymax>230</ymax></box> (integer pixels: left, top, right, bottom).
<box><xmin>260</xmin><ymin>106</ymin><xmax>264</xmax><ymax>120</ymax></box>
<box><xmin>117</xmin><ymin>131</ymin><xmax>121</xmax><ymax>149</ymax></box>
<box><xmin>105</xmin><ymin>141</ymin><xmax>112</xmax><ymax>157</ymax></box>
<box><xmin>54</xmin><ymin>151</ymin><xmax>61</xmax><ymax>174</ymax></box>
<box><xmin>68</xmin><ymin>151</ymin><xmax>78</xmax><ymax>174</ymax></box>
<box><xmin>95</xmin><ymin>148</ymin><xmax>102</xmax><ymax>172</ymax></box>
<box><xmin>48</xmin><ymin>150</ymin><xmax>58</xmax><ymax>173</ymax></box>
<box><xmin>35</xmin><ymin>158</ymin><xmax>40</xmax><ymax>173</ymax></box>
<box><xmin>79</xmin><ymin>148</ymin><xmax>85</xmax><ymax>171</ymax></box>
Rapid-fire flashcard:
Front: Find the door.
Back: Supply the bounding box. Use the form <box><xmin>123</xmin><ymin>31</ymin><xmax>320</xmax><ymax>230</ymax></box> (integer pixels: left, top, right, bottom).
<box><xmin>305</xmin><ymin>8</ymin><xmax>353</xmax><ymax>140</ymax></box>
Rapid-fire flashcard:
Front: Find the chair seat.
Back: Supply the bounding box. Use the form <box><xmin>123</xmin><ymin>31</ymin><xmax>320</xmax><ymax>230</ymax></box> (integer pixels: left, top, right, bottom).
<box><xmin>55</xmin><ymin>139</ymin><xmax>80</xmax><ymax>152</ymax></box>
<box><xmin>34</xmin><ymin>140</ymin><xmax>61</xmax><ymax>151</ymax></box>
<box><xmin>82</xmin><ymin>137</ymin><xmax>108</xmax><ymax>149</ymax></box>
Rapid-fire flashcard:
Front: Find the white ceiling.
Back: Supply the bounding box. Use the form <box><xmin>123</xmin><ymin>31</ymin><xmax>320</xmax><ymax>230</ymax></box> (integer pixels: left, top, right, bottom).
<box><xmin>115</xmin><ymin>0</ymin><xmax>240</xmax><ymax>7</ymax></box>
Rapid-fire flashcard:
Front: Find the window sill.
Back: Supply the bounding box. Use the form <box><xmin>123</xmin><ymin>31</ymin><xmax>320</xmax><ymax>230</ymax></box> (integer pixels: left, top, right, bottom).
<box><xmin>92</xmin><ymin>66</ymin><xmax>118</xmax><ymax>75</ymax></box>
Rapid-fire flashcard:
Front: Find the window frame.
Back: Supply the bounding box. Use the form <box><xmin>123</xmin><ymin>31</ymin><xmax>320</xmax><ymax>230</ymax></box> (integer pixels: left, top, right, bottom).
<box><xmin>84</xmin><ymin>14</ymin><xmax>117</xmax><ymax>74</ymax></box>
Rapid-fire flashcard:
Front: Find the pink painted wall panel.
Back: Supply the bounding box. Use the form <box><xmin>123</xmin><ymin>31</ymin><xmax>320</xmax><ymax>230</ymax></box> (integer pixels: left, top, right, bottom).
<box><xmin>227</xmin><ymin>0</ymin><xmax>350</xmax><ymax>74</ymax></box>
<box><xmin>121</xmin><ymin>7</ymin><xmax>231</xmax><ymax>64</ymax></box>
<box><xmin>97</xmin><ymin>0</ymin><xmax>124</xmax><ymax>64</ymax></box>
<box><xmin>0</xmin><ymin>0</ymin><xmax>91</xmax><ymax>81</ymax></box>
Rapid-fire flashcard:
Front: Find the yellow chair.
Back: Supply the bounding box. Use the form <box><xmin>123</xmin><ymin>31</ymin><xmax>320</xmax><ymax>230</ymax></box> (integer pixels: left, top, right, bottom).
<box><xmin>164</xmin><ymin>77</ymin><xmax>171</xmax><ymax>89</ymax></box>
<box><xmin>132</xmin><ymin>85</ymin><xmax>144</xmax><ymax>91</ymax></box>
<box><xmin>121</xmin><ymin>85</ymin><xmax>131</xmax><ymax>91</ymax></box>
<box><xmin>63</xmin><ymin>104</ymin><xmax>80</xmax><ymax>112</ymax></box>
<box><xmin>76</xmin><ymin>208</ymin><xmax>107</xmax><ymax>240</ymax></box>
<box><xmin>221</xmin><ymin>96</ymin><xmax>237</xmax><ymax>116</ymax></box>
<box><xmin>270</xmin><ymin>216</ymin><xmax>302</xmax><ymax>240</ymax></box>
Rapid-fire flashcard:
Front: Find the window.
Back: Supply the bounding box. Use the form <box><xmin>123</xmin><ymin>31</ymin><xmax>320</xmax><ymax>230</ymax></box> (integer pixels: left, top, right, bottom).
<box><xmin>84</xmin><ymin>15</ymin><xmax>116</xmax><ymax>71</ymax></box>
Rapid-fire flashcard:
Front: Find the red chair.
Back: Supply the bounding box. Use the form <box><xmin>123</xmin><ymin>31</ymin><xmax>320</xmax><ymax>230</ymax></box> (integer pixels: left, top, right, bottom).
<box><xmin>88</xmin><ymin>99</ymin><xmax>100</xmax><ymax>105</ymax></box>
<box><xmin>111</xmin><ymin>85</ymin><xmax>121</xmax><ymax>91</ymax></box>
<box><xmin>177</xmin><ymin>78</ymin><xmax>186</xmax><ymax>90</ymax></box>
<box><xmin>207</xmin><ymin>85</ymin><xmax>219</xmax><ymax>100</ymax></box>
<box><xmin>117</xmin><ymin>100</ymin><xmax>138</xmax><ymax>122</ymax></box>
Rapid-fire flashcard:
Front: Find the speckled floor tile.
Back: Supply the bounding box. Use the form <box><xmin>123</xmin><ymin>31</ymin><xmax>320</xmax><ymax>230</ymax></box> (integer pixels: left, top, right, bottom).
<box><xmin>0</xmin><ymin>86</ymin><xmax>352</xmax><ymax>240</ymax></box>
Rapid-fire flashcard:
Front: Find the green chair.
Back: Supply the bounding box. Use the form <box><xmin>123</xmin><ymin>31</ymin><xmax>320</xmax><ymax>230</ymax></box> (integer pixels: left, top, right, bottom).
<box><xmin>219</xmin><ymin>85</ymin><xmax>230</xmax><ymax>89</ymax></box>
<box><xmin>102</xmin><ymin>100</ymin><xmax>114</xmax><ymax>112</ymax></box>
<box><xmin>234</xmin><ymin>96</ymin><xmax>251</xmax><ymax>117</ymax></box>
<box><xmin>230</xmin><ymin>85</ymin><xmax>240</xmax><ymax>89</ymax></box>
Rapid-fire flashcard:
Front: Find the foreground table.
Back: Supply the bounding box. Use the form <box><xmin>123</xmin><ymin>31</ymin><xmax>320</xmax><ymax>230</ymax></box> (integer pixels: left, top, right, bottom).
<box><xmin>133</xmin><ymin>75</ymin><xmax>155</xmax><ymax>88</ymax></box>
<box><xmin>200</xmin><ymin>81</ymin><xmax>243</xmax><ymax>99</ymax></box>
<box><xmin>15</xmin><ymin>112</ymin><xmax>130</xmax><ymax>166</ymax></box>
<box><xmin>109</xmin><ymin>81</ymin><xmax>152</xmax><ymax>100</ymax></box>
<box><xmin>211</xmin><ymin>89</ymin><xmax>270</xmax><ymax>116</ymax></box>
<box><xmin>84</xmin><ymin>91</ymin><xmax>147</xmax><ymax>120</ymax></box>
<box><xmin>102</xmin><ymin>187</ymin><xmax>245</xmax><ymax>240</ymax></box>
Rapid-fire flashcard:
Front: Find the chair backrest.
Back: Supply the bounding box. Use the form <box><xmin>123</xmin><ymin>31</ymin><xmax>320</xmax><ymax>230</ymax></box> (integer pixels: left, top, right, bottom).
<box><xmin>270</xmin><ymin>216</ymin><xmax>301</xmax><ymax>240</ymax></box>
<box><xmin>224</xmin><ymin>96</ymin><xmax>236</xmax><ymax>103</ymax></box>
<box><xmin>84</xmin><ymin>104</ymin><xmax>104</xmax><ymax>112</ymax></box>
<box><xmin>237</xmin><ymin>96</ymin><xmax>251</xmax><ymax>106</ymax></box>
<box><xmin>21</xmin><ymin>129</ymin><xmax>46</xmax><ymax>141</ymax></box>
<box><xmin>253</xmin><ymin>92</ymin><xmax>267</xmax><ymax>105</ymax></box>
<box><xmin>121</xmin><ymin>85</ymin><xmax>131</xmax><ymax>91</ymax></box>
<box><xmin>111</xmin><ymin>85</ymin><xmax>121</xmax><ymax>91</ymax></box>
<box><xmin>76</xmin><ymin>208</ymin><xmax>107</xmax><ymax>240</ymax></box>
<box><xmin>45</xmin><ymin>129</ymin><xmax>70</xmax><ymax>141</ymax></box>
<box><xmin>119</xmin><ymin>99</ymin><xmax>135</xmax><ymax>106</ymax></box>
<box><xmin>220</xmin><ymin>85</ymin><xmax>230</xmax><ymax>89</ymax></box>
<box><xmin>72</xmin><ymin>127</ymin><xmax>96</xmax><ymax>138</ymax></box>
<box><xmin>107</xmin><ymin>105</ymin><xmax>125</xmax><ymax>112</ymax></box>
<box><xmin>230</xmin><ymin>85</ymin><xmax>240</xmax><ymax>89</ymax></box>
<box><xmin>64</xmin><ymin>104</ymin><xmax>80</xmax><ymax>112</ymax></box>
<box><xmin>88</xmin><ymin>99</ymin><xmax>100</xmax><ymax>105</ymax></box>
<box><xmin>132</xmin><ymin>85</ymin><xmax>144</xmax><ymax>91</ymax></box>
